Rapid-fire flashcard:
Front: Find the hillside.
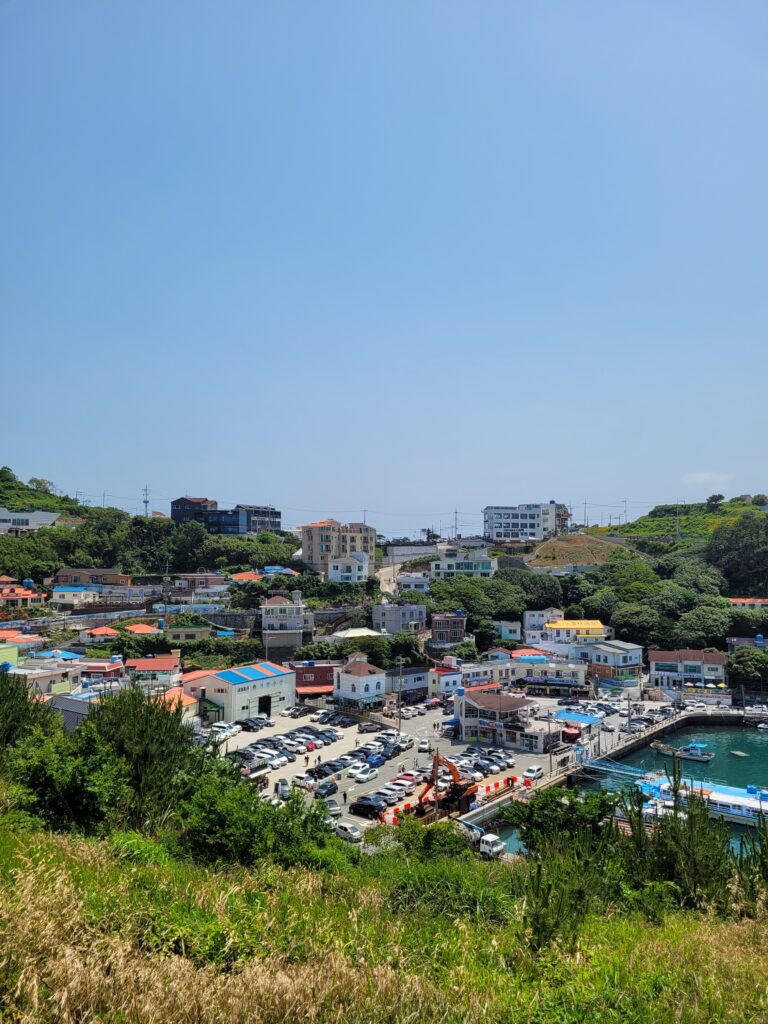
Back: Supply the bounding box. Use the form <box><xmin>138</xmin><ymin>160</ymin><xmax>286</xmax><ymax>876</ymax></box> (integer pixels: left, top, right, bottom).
<box><xmin>1</xmin><ymin>823</ymin><xmax>767</xmax><ymax>1024</ymax></box>
<box><xmin>593</xmin><ymin>498</ymin><xmax>768</xmax><ymax>541</ymax></box>
<box><xmin>529</xmin><ymin>533</ymin><xmax>625</xmax><ymax>567</ymax></box>
<box><xmin>0</xmin><ymin>467</ymin><xmax>81</xmax><ymax>513</ymax></box>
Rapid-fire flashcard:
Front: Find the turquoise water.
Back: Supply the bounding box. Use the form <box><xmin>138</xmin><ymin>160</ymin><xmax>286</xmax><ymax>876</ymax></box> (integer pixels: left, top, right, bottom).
<box><xmin>498</xmin><ymin>725</ymin><xmax>768</xmax><ymax>852</ymax></box>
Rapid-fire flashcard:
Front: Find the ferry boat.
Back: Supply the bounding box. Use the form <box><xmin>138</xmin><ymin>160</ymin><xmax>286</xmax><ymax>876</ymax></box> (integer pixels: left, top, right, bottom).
<box><xmin>637</xmin><ymin>774</ymin><xmax>768</xmax><ymax>826</ymax></box>
<box><xmin>649</xmin><ymin>740</ymin><xmax>714</xmax><ymax>763</ymax></box>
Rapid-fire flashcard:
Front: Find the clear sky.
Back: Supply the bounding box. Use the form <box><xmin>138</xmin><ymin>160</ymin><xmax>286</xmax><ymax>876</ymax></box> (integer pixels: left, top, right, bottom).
<box><xmin>2</xmin><ymin>1</ymin><xmax>766</xmax><ymax>536</ymax></box>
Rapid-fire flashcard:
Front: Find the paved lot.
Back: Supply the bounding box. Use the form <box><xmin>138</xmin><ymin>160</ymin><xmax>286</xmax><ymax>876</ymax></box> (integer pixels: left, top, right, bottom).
<box><xmin>215</xmin><ymin>695</ymin><xmax>701</xmax><ymax>831</ymax></box>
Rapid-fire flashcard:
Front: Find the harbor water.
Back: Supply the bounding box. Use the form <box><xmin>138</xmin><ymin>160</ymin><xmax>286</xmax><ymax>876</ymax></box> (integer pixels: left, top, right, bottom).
<box><xmin>498</xmin><ymin>725</ymin><xmax>768</xmax><ymax>852</ymax></box>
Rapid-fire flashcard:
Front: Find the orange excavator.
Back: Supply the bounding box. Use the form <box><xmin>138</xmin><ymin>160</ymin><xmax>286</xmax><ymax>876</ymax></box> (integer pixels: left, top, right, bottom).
<box><xmin>417</xmin><ymin>752</ymin><xmax>478</xmax><ymax>815</ymax></box>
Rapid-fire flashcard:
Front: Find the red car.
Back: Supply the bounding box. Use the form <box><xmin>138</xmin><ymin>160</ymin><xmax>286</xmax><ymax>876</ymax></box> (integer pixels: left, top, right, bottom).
<box><xmin>302</xmin><ymin>740</ymin><xmax>317</xmax><ymax>751</ymax></box>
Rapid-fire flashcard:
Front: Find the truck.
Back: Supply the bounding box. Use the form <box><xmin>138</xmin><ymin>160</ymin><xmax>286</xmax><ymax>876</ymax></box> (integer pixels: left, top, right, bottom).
<box><xmin>479</xmin><ymin>834</ymin><xmax>505</xmax><ymax>859</ymax></box>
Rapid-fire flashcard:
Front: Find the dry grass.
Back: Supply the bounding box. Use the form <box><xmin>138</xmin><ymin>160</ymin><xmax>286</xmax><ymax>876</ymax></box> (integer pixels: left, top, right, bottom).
<box><xmin>0</xmin><ymin>854</ymin><xmax>466</xmax><ymax>1024</ymax></box>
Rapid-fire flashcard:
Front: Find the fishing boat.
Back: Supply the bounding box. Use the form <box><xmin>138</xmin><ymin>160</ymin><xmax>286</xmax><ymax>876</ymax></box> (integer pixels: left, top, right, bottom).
<box><xmin>637</xmin><ymin>774</ymin><xmax>768</xmax><ymax>826</ymax></box>
<box><xmin>650</xmin><ymin>740</ymin><xmax>714</xmax><ymax>763</ymax></box>
<box><xmin>730</xmin><ymin>750</ymin><xmax>749</xmax><ymax>758</ymax></box>
<box><xmin>757</xmin><ymin>723</ymin><xmax>768</xmax><ymax>732</ymax></box>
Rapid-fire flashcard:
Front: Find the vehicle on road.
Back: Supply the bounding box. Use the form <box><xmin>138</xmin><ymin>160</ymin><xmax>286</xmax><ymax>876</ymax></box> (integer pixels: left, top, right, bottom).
<box><xmin>292</xmin><ymin>773</ymin><xmax>314</xmax><ymax>790</ymax></box>
<box><xmin>522</xmin><ymin>765</ymin><xmax>544</xmax><ymax>781</ymax></box>
<box><xmin>418</xmin><ymin>739</ymin><xmax>431</xmax><ymax>753</ymax></box>
<box><xmin>349</xmin><ymin>796</ymin><xmax>387</xmax><ymax>819</ymax></box>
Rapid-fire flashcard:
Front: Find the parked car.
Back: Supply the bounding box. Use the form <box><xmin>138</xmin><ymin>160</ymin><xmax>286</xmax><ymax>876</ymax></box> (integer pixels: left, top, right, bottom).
<box><xmin>371</xmin><ymin>787</ymin><xmax>400</xmax><ymax>806</ymax></box>
<box><xmin>351</xmin><ymin>765</ymin><xmax>379</xmax><ymax>784</ymax></box>
<box><xmin>358</xmin><ymin>720</ymin><xmax>382</xmax><ymax>733</ymax></box>
<box><xmin>366</xmin><ymin>754</ymin><xmax>386</xmax><ymax>768</ymax></box>
<box><xmin>522</xmin><ymin>765</ymin><xmax>545</xmax><ymax>781</ymax></box>
<box><xmin>388</xmin><ymin>778</ymin><xmax>415</xmax><ymax>795</ymax></box>
<box><xmin>601</xmin><ymin>723</ymin><xmax>616</xmax><ymax>733</ymax></box>
<box><xmin>418</xmin><ymin>738</ymin><xmax>431</xmax><ymax>753</ymax></box>
<box><xmin>252</xmin><ymin>713</ymin><xmax>275</xmax><ymax>727</ymax></box>
<box><xmin>349</xmin><ymin>796</ymin><xmax>386</xmax><ymax>819</ymax></box>
<box><xmin>336</xmin><ymin>821</ymin><xmax>364</xmax><ymax>842</ymax></box>
<box><xmin>292</xmin><ymin>773</ymin><xmax>315</xmax><ymax>790</ymax></box>
<box><xmin>314</xmin><ymin>778</ymin><xmax>339</xmax><ymax>799</ymax></box>
<box><xmin>280</xmin><ymin>707</ymin><xmax>296</xmax><ymax>717</ymax></box>
<box><xmin>324</xmin><ymin>799</ymin><xmax>343</xmax><ymax>817</ymax></box>
<box><xmin>276</xmin><ymin>779</ymin><xmax>291</xmax><ymax>799</ymax></box>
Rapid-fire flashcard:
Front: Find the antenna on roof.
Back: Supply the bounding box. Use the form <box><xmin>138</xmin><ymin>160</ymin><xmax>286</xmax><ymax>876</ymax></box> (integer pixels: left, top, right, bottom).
<box><xmin>142</xmin><ymin>485</ymin><xmax>149</xmax><ymax>517</ymax></box>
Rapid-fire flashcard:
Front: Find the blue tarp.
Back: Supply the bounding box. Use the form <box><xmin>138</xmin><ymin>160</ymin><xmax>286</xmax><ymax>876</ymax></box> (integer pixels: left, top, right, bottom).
<box><xmin>31</xmin><ymin>649</ymin><xmax>83</xmax><ymax>660</ymax></box>
<box><xmin>554</xmin><ymin>710</ymin><xmax>600</xmax><ymax>726</ymax></box>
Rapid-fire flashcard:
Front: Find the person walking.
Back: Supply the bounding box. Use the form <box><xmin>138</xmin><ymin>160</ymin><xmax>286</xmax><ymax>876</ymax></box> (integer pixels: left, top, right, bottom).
<box><xmin>342</xmin><ymin>791</ymin><xmax>347</xmax><ymax>805</ymax></box>
<box><xmin>304</xmin><ymin>754</ymin><xmax>309</xmax><ymax>767</ymax></box>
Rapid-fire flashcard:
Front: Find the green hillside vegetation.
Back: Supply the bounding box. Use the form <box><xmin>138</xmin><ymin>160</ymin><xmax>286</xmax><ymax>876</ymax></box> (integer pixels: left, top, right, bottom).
<box><xmin>2</xmin><ymin>674</ymin><xmax>768</xmax><ymax>1023</ymax></box>
<box><xmin>593</xmin><ymin>494</ymin><xmax>768</xmax><ymax>543</ymax></box>
<box><xmin>0</xmin><ymin>466</ymin><xmax>81</xmax><ymax>513</ymax></box>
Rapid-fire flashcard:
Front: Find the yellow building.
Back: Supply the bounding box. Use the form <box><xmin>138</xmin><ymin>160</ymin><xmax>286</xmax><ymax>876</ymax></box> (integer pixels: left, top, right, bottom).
<box><xmin>541</xmin><ymin>619</ymin><xmax>611</xmax><ymax>643</ymax></box>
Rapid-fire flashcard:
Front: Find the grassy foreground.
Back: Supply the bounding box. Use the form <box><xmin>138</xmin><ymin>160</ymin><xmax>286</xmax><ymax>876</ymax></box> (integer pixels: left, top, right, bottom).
<box><xmin>1</xmin><ymin>824</ymin><xmax>767</xmax><ymax>1024</ymax></box>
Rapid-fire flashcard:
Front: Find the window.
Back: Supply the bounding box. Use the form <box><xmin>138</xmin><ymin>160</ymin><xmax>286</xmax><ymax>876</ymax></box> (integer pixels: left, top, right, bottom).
<box><xmin>351</xmin><ymin>683</ymin><xmax>356</xmax><ymax>693</ymax></box>
<box><xmin>364</xmin><ymin>684</ymin><xmax>370</xmax><ymax>693</ymax></box>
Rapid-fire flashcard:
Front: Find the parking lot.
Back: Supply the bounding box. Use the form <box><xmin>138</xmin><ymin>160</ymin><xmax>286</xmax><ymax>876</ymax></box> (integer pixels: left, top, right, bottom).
<box><xmin>211</xmin><ymin>693</ymin><xmax>697</xmax><ymax>835</ymax></box>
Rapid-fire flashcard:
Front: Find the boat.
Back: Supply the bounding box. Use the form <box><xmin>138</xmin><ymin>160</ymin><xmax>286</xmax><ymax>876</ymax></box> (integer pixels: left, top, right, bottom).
<box><xmin>650</xmin><ymin>740</ymin><xmax>714</xmax><ymax>763</ymax></box>
<box><xmin>757</xmin><ymin>723</ymin><xmax>768</xmax><ymax>732</ymax></box>
<box><xmin>637</xmin><ymin>774</ymin><xmax>768</xmax><ymax>826</ymax></box>
<box><xmin>730</xmin><ymin>750</ymin><xmax>749</xmax><ymax>758</ymax></box>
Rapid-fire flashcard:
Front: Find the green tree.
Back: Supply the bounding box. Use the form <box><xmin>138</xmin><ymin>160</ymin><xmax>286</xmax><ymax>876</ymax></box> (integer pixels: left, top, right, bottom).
<box><xmin>495</xmin><ymin>569</ymin><xmax>563</xmax><ymax>609</ymax></box>
<box><xmin>0</xmin><ymin>670</ymin><xmax>57</xmax><ymax>756</ymax></box>
<box><xmin>727</xmin><ymin>646</ymin><xmax>768</xmax><ymax>684</ymax></box>
<box><xmin>610</xmin><ymin>603</ymin><xmax>664</xmax><ymax>647</ymax></box>
<box><xmin>27</xmin><ymin>477</ymin><xmax>54</xmax><ymax>493</ymax></box>
<box><xmin>499</xmin><ymin>787</ymin><xmax>617</xmax><ymax>853</ymax></box>
<box><xmin>706</xmin><ymin>494</ymin><xmax>725</xmax><ymax>511</ymax></box>
<box><xmin>581</xmin><ymin>586</ymin><xmax>620</xmax><ymax>621</ymax></box>
<box><xmin>707</xmin><ymin>513</ymin><xmax>768</xmax><ymax>596</ymax></box>
<box><xmin>673</xmin><ymin>604</ymin><xmax>731</xmax><ymax>649</ymax></box>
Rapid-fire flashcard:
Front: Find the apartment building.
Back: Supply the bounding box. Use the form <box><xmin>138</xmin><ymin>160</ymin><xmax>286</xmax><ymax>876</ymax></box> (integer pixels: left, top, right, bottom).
<box><xmin>171</xmin><ymin>497</ymin><xmax>281</xmax><ymax>535</ymax></box>
<box><xmin>372</xmin><ymin>600</ymin><xmax>427</xmax><ymax>635</ymax></box>
<box><xmin>300</xmin><ymin>519</ymin><xmax>376</xmax><ymax>576</ymax></box>
<box><xmin>429</xmin><ymin>547</ymin><xmax>497</xmax><ymax>580</ymax></box>
<box><xmin>483</xmin><ymin>502</ymin><xmax>560</xmax><ymax>542</ymax></box>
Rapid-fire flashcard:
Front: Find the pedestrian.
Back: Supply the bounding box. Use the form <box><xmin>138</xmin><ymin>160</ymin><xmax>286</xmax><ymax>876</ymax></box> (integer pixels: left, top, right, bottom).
<box><xmin>413</xmin><ymin>757</ymin><xmax>418</xmax><ymax>768</ymax></box>
<box><xmin>304</xmin><ymin>754</ymin><xmax>309</xmax><ymax>767</ymax></box>
<box><xmin>355</xmin><ymin>738</ymin><xmax>359</xmax><ymax>748</ymax></box>
<box><xmin>343</xmin><ymin>791</ymin><xmax>347</xmax><ymax>805</ymax></box>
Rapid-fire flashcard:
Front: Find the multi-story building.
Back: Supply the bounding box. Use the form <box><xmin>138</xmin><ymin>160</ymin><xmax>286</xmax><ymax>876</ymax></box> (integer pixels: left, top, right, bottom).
<box><xmin>456</xmin><ymin>691</ymin><xmax>537</xmax><ymax>750</ymax></box>
<box><xmin>523</xmin><ymin>608</ymin><xmax>564</xmax><ymax>637</ymax></box>
<box><xmin>486</xmin><ymin>649</ymin><xmax>590</xmax><ymax>697</ymax></box>
<box><xmin>260</xmin><ymin>591</ymin><xmax>314</xmax><ymax>651</ymax></box>
<box><xmin>534</xmin><ymin>619</ymin><xmax>613</xmax><ymax>657</ymax></box>
<box><xmin>171</xmin><ymin>497</ymin><xmax>281</xmax><ymax>535</ymax></box>
<box><xmin>171</xmin><ymin>573</ymin><xmax>231</xmax><ymax>603</ymax></box>
<box><xmin>182</xmin><ymin>661</ymin><xmax>295</xmax><ymax>721</ymax></box>
<box><xmin>429</xmin><ymin>547</ymin><xmax>497</xmax><ymax>580</ymax></box>
<box><xmin>49</xmin><ymin>586</ymin><xmax>100</xmax><ymax>610</ymax></box>
<box><xmin>0</xmin><ymin>507</ymin><xmax>61</xmax><ymax>536</ymax></box>
<box><xmin>327</xmin><ymin>551</ymin><xmax>370</xmax><ymax>583</ymax></box>
<box><xmin>430</xmin><ymin>611</ymin><xmax>468</xmax><ymax>647</ymax></box>
<box><xmin>648</xmin><ymin>649</ymin><xmax>726</xmax><ymax>695</ymax></box>
<box><xmin>300</xmin><ymin>519</ymin><xmax>376</xmax><ymax>577</ymax></box>
<box><xmin>492</xmin><ymin>620</ymin><xmax>522</xmax><ymax>642</ymax></box>
<box><xmin>333</xmin><ymin>652</ymin><xmax>387</xmax><ymax>709</ymax></box>
<box><xmin>428</xmin><ymin>655</ymin><xmax>516</xmax><ymax>696</ymax></box>
<box><xmin>125</xmin><ymin>656</ymin><xmax>182</xmax><ymax>689</ymax></box>
<box><xmin>286</xmin><ymin>659</ymin><xmax>343</xmax><ymax>700</ymax></box>
<box><xmin>580</xmin><ymin>640</ymin><xmax>643</xmax><ymax>680</ymax></box>
<box><xmin>482</xmin><ymin>502</ymin><xmax>560</xmax><ymax>542</ymax></box>
<box><xmin>385</xmin><ymin>664</ymin><xmax>430</xmax><ymax>703</ymax></box>
<box><xmin>372</xmin><ymin>600</ymin><xmax>427</xmax><ymax>635</ymax></box>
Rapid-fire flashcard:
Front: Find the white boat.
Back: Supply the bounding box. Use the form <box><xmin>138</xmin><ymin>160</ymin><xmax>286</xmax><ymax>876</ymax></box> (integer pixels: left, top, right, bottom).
<box><xmin>638</xmin><ymin>774</ymin><xmax>768</xmax><ymax>826</ymax></box>
<box><xmin>650</xmin><ymin>740</ymin><xmax>714</xmax><ymax>763</ymax></box>
<box><xmin>757</xmin><ymin>723</ymin><xmax>768</xmax><ymax>731</ymax></box>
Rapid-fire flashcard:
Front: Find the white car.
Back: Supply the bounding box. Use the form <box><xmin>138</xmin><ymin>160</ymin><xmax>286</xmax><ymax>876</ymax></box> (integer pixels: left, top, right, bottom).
<box><xmin>388</xmin><ymin>778</ymin><xmax>415</xmax><ymax>796</ymax></box>
<box><xmin>336</xmin><ymin>822</ymin><xmax>363</xmax><ymax>843</ymax></box>
<box><xmin>280</xmin><ymin>739</ymin><xmax>304</xmax><ymax>753</ymax></box>
<box><xmin>280</xmin><ymin>707</ymin><xmax>296</xmax><ymax>717</ymax></box>
<box><xmin>346</xmin><ymin>761</ymin><xmax>369</xmax><ymax>778</ymax></box>
<box><xmin>377</xmin><ymin>784</ymin><xmax>405</xmax><ymax>803</ymax></box>
<box><xmin>522</xmin><ymin>765</ymin><xmax>544</xmax><ymax>781</ymax></box>
<box><xmin>292</xmin><ymin>773</ymin><xmax>315</xmax><ymax>790</ymax></box>
<box><xmin>418</xmin><ymin>739</ymin><xmax>431</xmax><ymax>753</ymax></box>
<box><xmin>351</xmin><ymin>765</ymin><xmax>379</xmax><ymax>784</ymax></box>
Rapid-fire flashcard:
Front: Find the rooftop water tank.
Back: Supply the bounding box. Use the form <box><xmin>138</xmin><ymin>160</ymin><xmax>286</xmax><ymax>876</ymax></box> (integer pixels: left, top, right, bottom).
<box><xmin>157</xmin><ymin>618</ymin><xmax>165</xmax><ymax>629</ymax></box>
<box><xmin>0</xmin><ymin>662</ymin><xmax>12</xmax><ymax>673</ymax></box>
<box><xmin>110</xmin><ymin>655</ymin><xmax>122</xmax><ymax>663</ymax></box>
<box><xmin>22</xmin><ymin>578</ymin><xmax>34</xmax><ymax>588</ymax></box>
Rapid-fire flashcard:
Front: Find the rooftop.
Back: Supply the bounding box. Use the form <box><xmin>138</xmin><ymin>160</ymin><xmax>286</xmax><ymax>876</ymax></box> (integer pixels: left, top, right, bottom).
<box><xmin>126</xmin><ymin>658</ymin><xmax>180</xmax><ymax>672</ymax></box>
<box><xmin>211</xmin><ymin>661</ymin><xmax>293</xmax><ymax>685</ymax></box>
<box><xmin>649</xmin><ymin>649</ymin><xmax>726</xmax><ymax>665</ymax></box>
<box><xmin>464</xmin><ymin>692</ymin><xmax>531</xmax><ymax>713</ymax></box>
<box><xmin>341</xmin><ymin>660</ymin><xmax>385</xmax><ymax>677</ymax></box>
<box><xmin>544</xmin><ymin>619</ymin><xmax>605</xmax><ymax>630</ymax></box>
<box><xmin>123</xmin><ymin>623</ymin><xmax>161</xmax><ymax>635</ymax></box>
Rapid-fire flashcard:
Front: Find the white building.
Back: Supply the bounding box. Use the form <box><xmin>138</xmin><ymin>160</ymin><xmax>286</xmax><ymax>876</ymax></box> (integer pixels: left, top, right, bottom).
<box><xmin>396</xmin><ymin>572</ymin><xmax>430</xmax><ymax>593</ymax></box>
<box><xmin>182</xmin><ymin>661</ymin><xmax>296</xmax><ymax>721</ymax></box>
<box><xmin>483</xmin><ymin>502</ymin><xmax>559</xmax><ymax>542</ymax></box>
<box><xmin>50</xmin><ymin>586</ymin><xmax>100</xmax><ymax>610</ymax></box>
<box><xmin>260</xmin><ymin>591</ymin><xmax>314</xmax><ymax>651</ymax></box>
<box><xmin>327</xmin><ymin>551</ymin><xmax>370</xmax><ymax>583</ymax></box>
<box><xmin>492</xmin><ymin>620</ymin><xmax>522</xmax><ymax>642</ymax></box>
<box><xmin>333</xmin><ymin>652</ymin><xmax>387</xmax><ymax>709</ymax></box>
<box><xmin>523</xmin><ymin>608</ymin><xmax>564</xmax><ymax>637</ymax></box>
<box><xmin>0</xmin><ymin>507</ymin><xmax>61</xmax><ymax>536</ymax></box>
<box><xmin>534</xmin><ymin>618</ymin><xmax>613</xmax><ymax>657</ymax></box>
<box><xmin>429</xmin><ymin>547</ymin><xmax>497</xmax><ymax>580</ymax></box>
<box><xmin>372</xmin><ymin>599</ymin><xmax>427</xmax><ymax>635</ymax></box>
<box><xmin>648</xmin><ymin>649</ymin><xmax>726</xmax><ymax>695</ymax></box>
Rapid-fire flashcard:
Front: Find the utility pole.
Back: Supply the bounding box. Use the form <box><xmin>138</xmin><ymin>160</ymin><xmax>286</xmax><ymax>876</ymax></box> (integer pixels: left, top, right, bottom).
<box><xmin>102</xmin><ymin>491</ymin><xmax>106</xmax><ymax>508</ymax></box>
<box><xmin>394</xmin><ymin>656</ymin><xmax>406</xmax><ymax>734</ymax></box>
<box><xmin>363</xmin><ymin>508</ymin><xmax>367</xmax><ymax>525</ymax></box>
<box><xmin>623</xmin><ymin>497</ymin><xmax>628</xmax><ymax>526</ymax></box>
<box><xmin>454</xmin><ymin>509</ymin><xmax>458</xmax><ymax>541</ymax></box>
<box><xmin>142</xmin><ymin>486</ymin><xmax>149</xmax><ymax>517</ymax></box>
<box><xmin>583</xmin><ymin>498</ymin><xmax>588</xmax><ymax>529</ymax></box>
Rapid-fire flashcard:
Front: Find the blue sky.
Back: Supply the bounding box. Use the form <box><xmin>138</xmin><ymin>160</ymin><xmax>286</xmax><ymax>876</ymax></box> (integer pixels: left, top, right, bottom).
<box><xmin>2</xmin><ymin>1</ymin><xmax>766</xmax><ymax>536</ymax></box>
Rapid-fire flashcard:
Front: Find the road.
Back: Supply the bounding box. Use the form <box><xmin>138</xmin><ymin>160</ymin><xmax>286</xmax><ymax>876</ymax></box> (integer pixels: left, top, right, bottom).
<box><xmin>375</xmin><ymin>557</ymin><xmax>402</xmax><ymax>595</ymax></box>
